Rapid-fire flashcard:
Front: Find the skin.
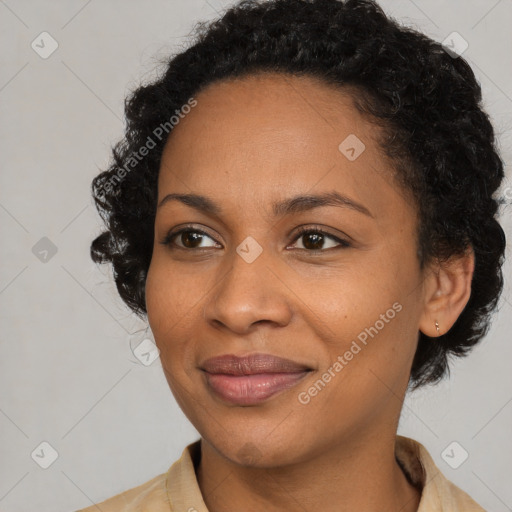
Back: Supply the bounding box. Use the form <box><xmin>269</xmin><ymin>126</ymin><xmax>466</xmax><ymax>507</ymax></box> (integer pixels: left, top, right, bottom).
<box><xmin>145</xmin><ymin>72</ymin><xmax>474</xmax><ymax>512</ymax></box>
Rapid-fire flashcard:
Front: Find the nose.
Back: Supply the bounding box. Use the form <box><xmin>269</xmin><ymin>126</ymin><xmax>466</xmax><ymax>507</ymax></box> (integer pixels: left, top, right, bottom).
<box><xmin>203</xmin><ymin>248</ymin><xmax>293</xmax><ymax>335</ymax></box>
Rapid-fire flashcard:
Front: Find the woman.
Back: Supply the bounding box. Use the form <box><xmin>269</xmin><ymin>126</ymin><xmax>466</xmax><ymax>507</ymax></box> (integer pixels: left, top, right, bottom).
<box><xmin>80</xmin><ymin>0</ymin><xmax>506</xmax><ymax>510</ymax></box>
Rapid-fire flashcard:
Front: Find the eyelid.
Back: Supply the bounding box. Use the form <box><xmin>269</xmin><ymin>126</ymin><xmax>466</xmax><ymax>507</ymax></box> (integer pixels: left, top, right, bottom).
<box><xmin>288</xmin><ymin>225</ymin><xmax>351</xmax><ymax>249</ymax></box>
<box><xmin>159</xmin><ymin>224</ymin><xmax>221</xmax><ymax>248</ymax></box>
<box><xmin>160</xmin><ymin>223</ymin><xmax>352</xmax><ymax>251</ymax></box>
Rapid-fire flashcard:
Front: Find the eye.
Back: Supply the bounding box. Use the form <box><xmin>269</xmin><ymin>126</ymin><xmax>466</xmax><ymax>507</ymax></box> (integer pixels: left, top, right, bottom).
<box><xmin>160</xmin><ymin>225</ymin><xmax>351</xmax><ymax>252</ymax></box>
<box><xmin>160</xmin><ymin>227</ymin><xmax>220</xmax><ymax>250</ymax></box>
<box><xmin>288</xmin><ymin>226</ymin><xmax>351</xmax><ymax>252</ymax></box>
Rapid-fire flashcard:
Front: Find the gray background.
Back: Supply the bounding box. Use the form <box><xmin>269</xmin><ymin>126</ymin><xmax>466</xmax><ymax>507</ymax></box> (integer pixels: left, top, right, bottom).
<box><xmin>1</xmin><ymin>1</ymin><xmax>511</xmax><ymax>511</ymax></box>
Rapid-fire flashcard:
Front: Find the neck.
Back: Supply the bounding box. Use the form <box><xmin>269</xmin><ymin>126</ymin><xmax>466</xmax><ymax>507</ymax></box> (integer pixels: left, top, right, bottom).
<box><xmin>196</xmin><ymin>429</ymin><xmax>421</xmax><ymax>512</ymax></box>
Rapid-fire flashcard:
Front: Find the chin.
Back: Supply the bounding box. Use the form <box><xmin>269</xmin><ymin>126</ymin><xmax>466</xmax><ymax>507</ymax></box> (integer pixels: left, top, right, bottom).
<box><xmin>201</xmin><ymin>424</ymin><xmax>310</xmax><ymax>469</ymax></box>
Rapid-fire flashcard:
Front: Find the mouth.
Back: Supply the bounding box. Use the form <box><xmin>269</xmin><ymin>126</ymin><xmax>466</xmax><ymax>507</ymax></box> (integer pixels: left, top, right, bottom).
<box><xmin>199</xmin><ymin>353</ymin><xmax>313</xmax><ymax>406</ymax></box>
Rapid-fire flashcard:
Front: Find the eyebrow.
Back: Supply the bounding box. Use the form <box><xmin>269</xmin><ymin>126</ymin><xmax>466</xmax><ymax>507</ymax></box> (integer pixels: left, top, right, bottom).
<box><xmin>157</xmin><ymin>191</ymin><xmax>373</xmax><ymax>218</ymax></box>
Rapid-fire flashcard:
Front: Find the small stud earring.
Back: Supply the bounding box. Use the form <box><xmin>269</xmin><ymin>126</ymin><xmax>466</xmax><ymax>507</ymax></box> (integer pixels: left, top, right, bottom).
<box><xmin>435</xmin><ymin>320</ymin><xmax>440</xmax><ymax>336</ymax></box>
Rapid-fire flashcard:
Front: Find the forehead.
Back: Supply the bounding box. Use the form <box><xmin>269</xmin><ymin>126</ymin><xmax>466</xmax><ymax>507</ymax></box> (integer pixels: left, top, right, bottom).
<box><xmin>158</xmin><ymin>72</ymin><xmax>408</xmax><ymax>220</ymax></box>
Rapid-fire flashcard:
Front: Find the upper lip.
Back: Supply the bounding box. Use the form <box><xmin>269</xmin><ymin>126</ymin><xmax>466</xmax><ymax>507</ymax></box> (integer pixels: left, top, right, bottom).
<box><xmin>200</xmin><ymin>353</ymin><xmax>312</xmax><ymax>375</ymax></box>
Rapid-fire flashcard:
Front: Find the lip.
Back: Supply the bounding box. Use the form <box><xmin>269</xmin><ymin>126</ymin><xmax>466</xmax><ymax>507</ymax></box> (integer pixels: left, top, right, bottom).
<box><xmin>200</xmin><ymin>353</ymin><xmax>312</xmax><ymax>375</ymax></box>
<box><xmin>200</xmin><ymin>353</ymin><xmax>312</xmax><ymax>405</ymax></box>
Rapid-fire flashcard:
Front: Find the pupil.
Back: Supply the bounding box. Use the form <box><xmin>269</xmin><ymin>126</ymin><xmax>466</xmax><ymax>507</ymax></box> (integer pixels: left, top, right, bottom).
<box><xmin>183</xmin><ymin>231</ymin><xmax>202</xmax><ymax>248</ymax></box>
<box><xmin>304</xmin><ymin>233</ymin><xmax>323</xmax><ymax>250</ymax></box>
<box><xmin>179</xmin><ymin>231</ymin><xmax>326</xmax><ymax>250</ymax></box>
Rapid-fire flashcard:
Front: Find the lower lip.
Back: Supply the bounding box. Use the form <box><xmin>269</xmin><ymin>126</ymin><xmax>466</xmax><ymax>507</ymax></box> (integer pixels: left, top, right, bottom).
<box><xmin>204</xmin><ymin>371</ymin><xmax>310</xmax><ymax>405</ymax></box>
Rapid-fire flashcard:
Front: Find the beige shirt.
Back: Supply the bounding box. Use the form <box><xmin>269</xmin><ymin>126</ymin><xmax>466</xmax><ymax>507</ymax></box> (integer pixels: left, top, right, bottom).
<box><xmin>76</xmin><ymin>435</ymin><xmax>485</xmax><ymax>511</ymax></box>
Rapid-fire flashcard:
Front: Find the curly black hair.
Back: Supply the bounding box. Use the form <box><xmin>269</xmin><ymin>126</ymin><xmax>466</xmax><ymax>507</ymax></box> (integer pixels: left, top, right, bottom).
<box><xmin>90</xmin><ymin>0</ymin><xmax>506</xmax><ymax>390</ymax></box>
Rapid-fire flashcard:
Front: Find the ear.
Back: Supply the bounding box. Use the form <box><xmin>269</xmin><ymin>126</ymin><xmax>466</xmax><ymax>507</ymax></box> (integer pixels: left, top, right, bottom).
<box><xmin>418</xmin><ymin>247</ymin><xmax>475</xmax><ymax>337</ymax></box>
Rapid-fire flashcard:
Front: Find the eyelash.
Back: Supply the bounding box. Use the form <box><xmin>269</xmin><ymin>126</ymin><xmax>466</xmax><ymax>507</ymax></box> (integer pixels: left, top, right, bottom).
<box><xmin>159</xmin><ymin>225</ymin><xmax>351</xmax><ymax>253</ymax></box>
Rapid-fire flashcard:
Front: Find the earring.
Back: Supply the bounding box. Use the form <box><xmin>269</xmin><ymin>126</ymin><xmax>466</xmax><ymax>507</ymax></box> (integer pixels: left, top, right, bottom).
<box><xmin>435</xmin><ymin>320</ymin><xmax>440</xmax><ymax>336</ymax></box>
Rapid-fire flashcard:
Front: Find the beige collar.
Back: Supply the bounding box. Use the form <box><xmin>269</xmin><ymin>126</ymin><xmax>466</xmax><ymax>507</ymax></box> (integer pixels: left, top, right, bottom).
<box><xmin>165</xmin><ymin>435</ymin><xmax>485</xmax><ymax>511</ymax></box>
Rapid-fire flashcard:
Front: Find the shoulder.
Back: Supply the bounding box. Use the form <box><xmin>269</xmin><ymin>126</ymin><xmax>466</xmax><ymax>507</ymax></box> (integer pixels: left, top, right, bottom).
<box><xmin>432</xmin><ymin>476</ymin><xmax>487</xmax><ymax>511</ymax></box>
<box><xmin>74</xmin><ymin>471</ymin><xmax>170</xmax><ymax>512</ymax></box>
<box><xmin>396</xmin><ymin>435</ymin><xmax>486</xmax><ymax>511</ymax></box>
<box><xmin>73</xmin><ymin>440</ymin><xmax>203</xmax><ymax>512</ymax></box>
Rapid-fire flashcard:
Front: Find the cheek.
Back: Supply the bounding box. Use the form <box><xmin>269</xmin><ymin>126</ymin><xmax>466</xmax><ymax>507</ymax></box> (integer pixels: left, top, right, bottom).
<box><xmin>312</xmin><ymin>310</ymin><xmax>416</xmax><ymax>421</ymax></box>
<box><xmin>146</xmin><ymin>256</ymin><xmax>200</xmax><ymax>328</ymax></box>
<box><xmin>301</xmin><ymin>264</ymin><xmax>399</xmax><ymax>337</ymax></box>
<box><xmin>302</xmin><ymin>261</ymin><xmax>419</xmax><ymax>386</ymax></box>
<box><xmin>145</xmin><ymin>261</ymin><xmax>169</xmax><ymax>333</ymax></box>
<box><xmin>145</xmin><ymin>258</ymin><xmax>206</xmax><ymax>373</ymax></box>
<box><xmin>145</xmin><ymin>261</ymin><xmax>185</xmax><ymax>358</ymax></box>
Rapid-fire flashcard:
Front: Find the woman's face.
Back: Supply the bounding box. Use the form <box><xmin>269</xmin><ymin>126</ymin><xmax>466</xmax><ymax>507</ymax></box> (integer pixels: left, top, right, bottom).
<box><xmin>145</xmin><ymin>72</ymin><xmax>431</xmax><ymax>466</ymax></box>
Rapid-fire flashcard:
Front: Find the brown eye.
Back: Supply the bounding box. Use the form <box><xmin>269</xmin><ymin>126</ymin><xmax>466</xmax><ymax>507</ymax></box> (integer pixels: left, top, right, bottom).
<box><xmin>290</xmin><ymin>227</ymin><xmax>351</xmax><ymax>252</ymax></box>
<box><xmin>160</xmin><ymin>228</ymin><xmax>220</xmax><ymax>249</ymax></box>
<box><xmin>301</xmin><ymin>232</ymin><xmax>325</xmax><ymax>250</ymax></box>
<box><xmin>179</xmin><ymin>230</ymin><xmax>206</xmax><ymax>248</ymax></box>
